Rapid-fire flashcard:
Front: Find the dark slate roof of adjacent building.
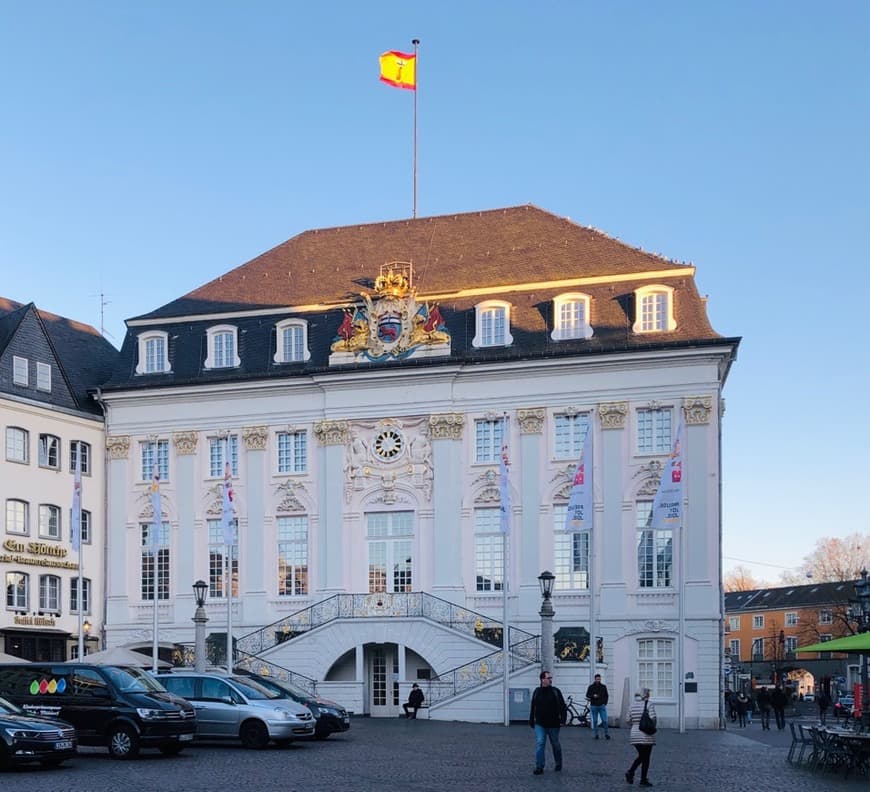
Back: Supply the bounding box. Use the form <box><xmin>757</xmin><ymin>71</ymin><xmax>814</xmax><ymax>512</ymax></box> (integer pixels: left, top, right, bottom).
<box><xmin>104</xmin><ymin>204</ymin><xmax>740</xmax><ymax>391</ymax></box>
<box><xmin>724</xmin><ymin>580</ymin><xmax>858</xmax><ymax>612</ymax></box>
<box><xmin>0</xmin><ymin>297</ymin><xmax>119</xmax><ymax>417</ymax></box>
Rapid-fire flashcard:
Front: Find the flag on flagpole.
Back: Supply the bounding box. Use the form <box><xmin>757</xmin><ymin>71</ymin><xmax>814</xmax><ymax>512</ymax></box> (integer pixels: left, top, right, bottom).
<box><xmin>221</xmin><ymin>440</ymin><xmax>235</xmax><ymax>545</ymax></box>
<box><xmin>71</xmin><ymin>445</ymin><xmax>82</xmax><ymax>552</ymax></box>
<box><xmin>650</xmin><ymin>415</ymin><xmax>684</xmax><ymax>531</ymax></box>
<box><xmin>565</xmin><ymin>420</ymin><xmax>593</xmax><ymax>532</ymax></box>
<box><xmin>150</xmin><ymin>456</ymin><xmax>161</xmax><ymax>556</ymax></box>
<box><xmin>498</xmin><ymin>417</ymin><xmax>511</xmax><ymax>533</ymax></box>
<box><xmin>379</xmin><ymin>50</ymin><xmax>416</xmax><ymax>90</ymax></box>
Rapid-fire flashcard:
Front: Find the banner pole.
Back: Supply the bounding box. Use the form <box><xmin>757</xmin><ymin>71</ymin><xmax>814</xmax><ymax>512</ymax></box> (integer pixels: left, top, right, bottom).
<box><xmin>412</xmin><ymin>38</ymin><xmax>419</xmax><ymax>218</ymax></box>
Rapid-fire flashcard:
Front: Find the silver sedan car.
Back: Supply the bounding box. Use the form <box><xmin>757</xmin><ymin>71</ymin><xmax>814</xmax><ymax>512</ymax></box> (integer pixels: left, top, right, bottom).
<box><xmin>156</xmin><ymin>671</ymin><xmax>315</xmax><ymax>749</ymax></box>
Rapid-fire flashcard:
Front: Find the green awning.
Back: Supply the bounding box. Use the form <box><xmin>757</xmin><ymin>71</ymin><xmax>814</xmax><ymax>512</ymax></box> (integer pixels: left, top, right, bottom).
<box><xmin>797</xmin><ymin>632</ymin><xmax>870</xmax><ymax>653</ymax></box>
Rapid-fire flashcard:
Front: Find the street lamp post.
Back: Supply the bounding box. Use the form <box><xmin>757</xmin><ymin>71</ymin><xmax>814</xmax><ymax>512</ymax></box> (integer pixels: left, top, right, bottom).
<box><xmin>850</xmin><ymin>568</ymin><xmax>870</xmax><ymax>730</ymax></box>
<box><xmin>192</xmin><ymin>580</ymin><xmax>209</xmax><ymax>673</ymax></box>
<box><xmin>82</xmin><ymin>619</ymin><xmax>92</xmax><ymax>657</ymax></box>
<box><xmin>538</xmin><ymin>570</ymin><xmax>555</xmax><ymax>675</ymax></box>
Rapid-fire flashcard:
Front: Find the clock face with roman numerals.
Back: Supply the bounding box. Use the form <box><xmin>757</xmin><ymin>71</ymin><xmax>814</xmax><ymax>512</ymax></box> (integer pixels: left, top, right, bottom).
<box><xmin>373</xmin><ymin>428</ymin><xmax>404</xmax><ymax>461</ymax></box>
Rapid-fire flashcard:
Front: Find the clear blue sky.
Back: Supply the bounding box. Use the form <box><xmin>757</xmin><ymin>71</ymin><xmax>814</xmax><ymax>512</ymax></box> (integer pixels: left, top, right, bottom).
<box><xmin>2</xmin><ymin>2</ymin><xmax>867</xmax><ymax>582</ymax></box>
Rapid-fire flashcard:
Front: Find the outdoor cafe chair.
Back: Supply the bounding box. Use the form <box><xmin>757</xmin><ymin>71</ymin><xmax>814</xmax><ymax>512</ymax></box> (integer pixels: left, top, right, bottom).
<box><xmin>787</xmin><ymin>721</ymin><xmax>812</xmax><ymax>764</ymax></box>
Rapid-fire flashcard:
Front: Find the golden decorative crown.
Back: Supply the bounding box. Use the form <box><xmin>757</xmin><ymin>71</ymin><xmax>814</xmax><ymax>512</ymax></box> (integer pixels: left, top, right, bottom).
<box><xmin>375</xmin><ymin>261</ymin><xmax>414</xmax><ymax>298</ymax></box>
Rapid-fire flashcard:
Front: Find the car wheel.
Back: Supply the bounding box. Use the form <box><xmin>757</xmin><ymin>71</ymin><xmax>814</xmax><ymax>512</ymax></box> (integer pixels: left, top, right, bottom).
<box><xmin>107</xmin><ymin>724</ymin><xmax>140</xmax><ymax>759</ymax></box>
<box><xmin>0</xmin><ymin>744</ymin><xmax>11</xmax><ymax>770</ymax></box>
<box><xmin>159</xmin><ymin>741</ymin><xmax>185</xmax><ymax>756</ymax></box>
<box><xmin>239</xmin><ymin>719</ymin><xmax>269</xmax><ymax>750</ymax></box>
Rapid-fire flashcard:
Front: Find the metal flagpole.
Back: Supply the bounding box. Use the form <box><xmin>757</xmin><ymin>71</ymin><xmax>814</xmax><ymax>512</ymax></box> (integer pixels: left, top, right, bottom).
<box><xmin>225</xmin><ymin>438</ymin><xmax>233</xmax><ymax>673</ymax></box>
<box><xmin>677</xmin><ymin>411</ymin><xmax>686</xmax><ymax>733</ymax></box>
<box><xmin>412</xmin><ymin>38</ymin><xmax>419</xmax><ymax>218</ymax></box>
<box><xmin>151</xmin><ymin>442</ymin><xmax>160</xmax><ymax>674</ymax></box>
<box><xmin>500</xmin><ymin>414</ymin><xmax>510</xmax><ymax>726</ymax></box>
<box><xmin>73</xmin><ymin>445</ymin><xmax>84</xmax><ymax>660</ymax></box>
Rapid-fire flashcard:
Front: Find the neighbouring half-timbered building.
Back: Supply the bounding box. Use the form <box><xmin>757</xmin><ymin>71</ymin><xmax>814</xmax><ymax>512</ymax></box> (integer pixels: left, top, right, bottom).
<box><xmin>99</xmin><ymin>205</ymin><xmax>739</xmax><ymax>726</ymax></box>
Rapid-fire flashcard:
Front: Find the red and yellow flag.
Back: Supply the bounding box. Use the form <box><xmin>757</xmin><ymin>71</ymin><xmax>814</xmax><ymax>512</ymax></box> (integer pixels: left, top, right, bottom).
<box><xmin>379</xmin><ymin>50</ymin><xmax>416</xmax><ymax>90</ymax></box>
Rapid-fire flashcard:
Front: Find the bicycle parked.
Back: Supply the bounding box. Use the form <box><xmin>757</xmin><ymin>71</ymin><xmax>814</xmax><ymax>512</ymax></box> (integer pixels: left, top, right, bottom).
<box><xmin>565</xmin><ymin>695</ymin><xmax>591</xmax><ymax>727</ymax></box>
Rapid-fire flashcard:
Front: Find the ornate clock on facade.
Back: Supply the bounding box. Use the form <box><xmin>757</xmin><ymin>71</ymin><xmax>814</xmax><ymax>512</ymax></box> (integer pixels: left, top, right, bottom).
<box><xmin>373</xmin><ymin>427</ymin><xmax>404</xmax><ymax>461</ymax></box>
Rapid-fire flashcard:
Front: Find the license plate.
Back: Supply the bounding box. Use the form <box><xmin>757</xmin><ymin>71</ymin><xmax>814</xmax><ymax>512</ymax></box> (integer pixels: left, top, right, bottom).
<box><xmin>343</xmin><ymin>717</ymin><xmax>349</xmax><ymax>724</ymax></box>
<box><xmin>55</xmin><ymin>740</ymin><xmax>73</xmax><ymax>750</ymax></box>
<box><xmin>178</xmin><ymin>734</ymin><xmax>194</xmax><ymax>741</ymax></box>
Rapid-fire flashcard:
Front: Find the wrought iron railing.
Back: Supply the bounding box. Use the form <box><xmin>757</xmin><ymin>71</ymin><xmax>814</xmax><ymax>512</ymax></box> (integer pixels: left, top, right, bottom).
<box><xmin>235</xmin><ymin>591</ymin><xmax>536</xmax><ymax>658</ymax></box>
<box><xmin>425</xmin><ymin>635</ymin><xmax>541</xmax><ymax>706</ymax></box>
<box><xmin>234</xmin><ymin>651</ymin><xmax>317</xmax><ymax>694</ymax></box>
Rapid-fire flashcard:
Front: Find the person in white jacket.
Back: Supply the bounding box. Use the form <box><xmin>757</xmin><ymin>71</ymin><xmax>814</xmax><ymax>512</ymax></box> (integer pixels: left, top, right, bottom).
<box><xmin>625</xmin><ymin>688</ymin><xmax>656</xmax><ymax>787</ymax></box>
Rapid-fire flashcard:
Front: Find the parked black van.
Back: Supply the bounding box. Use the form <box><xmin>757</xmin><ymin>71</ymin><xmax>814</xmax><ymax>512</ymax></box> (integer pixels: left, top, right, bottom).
<box><xmin>0</xmin><ymin>664</ymin><xmax>196</xmax><ymax>759</ymax></box>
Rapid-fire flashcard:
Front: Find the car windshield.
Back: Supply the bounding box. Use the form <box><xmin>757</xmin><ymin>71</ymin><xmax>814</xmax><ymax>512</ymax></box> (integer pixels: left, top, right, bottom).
<box><xmin>229</xmin><ymin>676</ymin><xmax>282</xmax><ymax>700</ymax></box>
<box><xmin>0</xmin><ymin>695</ymin><xmax>23</xmax><ymax>715</ymax></box>
<box><xmin>252</xmin><ymin>675</ymin><xmax>307</xmax><ymax>698</ymax></box>
<box><xmin>102</xmin><ymin>665</ymin><xmax>168</xmax><ymax>693</ymax></box>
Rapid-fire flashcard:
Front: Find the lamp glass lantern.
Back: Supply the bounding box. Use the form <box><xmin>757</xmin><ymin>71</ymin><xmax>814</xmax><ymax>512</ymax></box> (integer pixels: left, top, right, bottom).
<box><xmin>538</xmin><ymin>570</ymin><xmax>555</xmax><ymax>601</ymax></box>
<box><xmin>192</xmin><ymin>579</ymin><xmax>208</xmax><ymax>608</ymax></box>
<box><xmin>82</xmin><ymin>619</ymin><xmax>91</xmax><ymax>637</ymax></box>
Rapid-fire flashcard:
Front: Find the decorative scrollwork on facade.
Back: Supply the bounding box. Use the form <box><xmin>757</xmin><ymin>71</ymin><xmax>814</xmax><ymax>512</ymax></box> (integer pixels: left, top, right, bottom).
<box><xmin>314</xmin><ymin>420</ymin><xmax>349</xmax><ymax>446</ymax></box>
<box><xmin>107</xmin><ymin>435</ymin><xmax>130</xmax><ymax>459</ymax></box>
<box><xmin>429</xmin><ymin>413</ymin><xmax>464</xmax><ymax>440</ymax></box>
<box><xmin>275</xmin><ymin>480</ymin><xmax>307</xmax><ymax>513</ymax></box>
<box><xmin>345</xmin><ymin>419</ymin><xmax>433</xmax><ymax>504</ymax></box>
<box><xmin>598</xmin><ymin>402</ymin><xmax>628</xmax><ymax>429</ymax></box>
<box><xmin>684</xmin><ymin>395</ymin><xmax>713</xmax><ymax>425</ymax></box>
<box><xmin>634</xmin><ymin>459</ymin><xmax>663</xmax><ymax>496</ymax></box>
<box><xmin>173</xmin><ymin>431</ymin><xmax>198</xmax><ymax>455</ymax></box>
<box><xmin>616</xmin><ymin>619</ymin><xmax>677</xmax><ymax>638</ymax></box>
<box><xmin>517</xmin><ymin>408</ymin><xmax>545</xmax><ymax>434</ymax></box>
<box><xmin>475</xmin><ymin>485</ymin><xmax>501</xmax><ymax>504</ymax></box>
<box><xmin>243</xmin><ymin>425</ymin><xmax>269</xmax><ymax>450</ymax></box>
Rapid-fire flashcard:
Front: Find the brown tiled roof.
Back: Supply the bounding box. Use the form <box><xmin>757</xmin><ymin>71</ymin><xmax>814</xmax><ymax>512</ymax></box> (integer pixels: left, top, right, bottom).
<box><xmin>137</xmin><ymin>205</ymin><xmax>710</xmax><ymax>322</ymax></box>
<box><xmin>104</xmin><ymin>205</ymin><xmax>735</xmax><ymax>391</ymax></box>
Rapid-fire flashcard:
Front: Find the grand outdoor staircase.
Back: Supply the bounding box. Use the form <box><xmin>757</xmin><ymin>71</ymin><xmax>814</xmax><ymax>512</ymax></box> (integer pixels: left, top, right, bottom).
<box><xmin>233</xmin><ymin>592</ymin><xmax>541</xmax><ymax>706</ymax></box>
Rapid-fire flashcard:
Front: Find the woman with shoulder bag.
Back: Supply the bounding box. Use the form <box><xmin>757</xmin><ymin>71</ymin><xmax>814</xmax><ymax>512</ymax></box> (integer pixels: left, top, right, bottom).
<box><xmin>625</xmin><ymin>687</ymin><xmax>656</xmax><ymax>787</ymax></box>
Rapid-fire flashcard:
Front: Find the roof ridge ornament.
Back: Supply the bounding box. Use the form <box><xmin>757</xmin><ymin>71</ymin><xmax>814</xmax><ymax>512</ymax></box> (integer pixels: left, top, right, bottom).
<box><xmin>374</xmin><ymin>261</ymin><xmax>414</xmax><ymax>298</ymax></box>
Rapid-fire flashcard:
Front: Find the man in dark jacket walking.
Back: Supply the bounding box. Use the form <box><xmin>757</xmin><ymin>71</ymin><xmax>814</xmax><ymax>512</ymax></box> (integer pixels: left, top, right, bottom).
<box><xmin>529</xmin><ymin>670</ymin><xmax>567</xmax><ymax>775</ymax></box>
<box><xmin>756</xmin><ymin>686</ymin><xmax>772</xmax><ymax>731</ymax></box>
<box><xmin>585</xmin><ymin>673</ymin><xmax>610</xmax><ymax>739</ymax></box>
<box><xmin>771</xmin><ymin>685</ymin><xmax>788</xmax><ymax>730</ymax></box>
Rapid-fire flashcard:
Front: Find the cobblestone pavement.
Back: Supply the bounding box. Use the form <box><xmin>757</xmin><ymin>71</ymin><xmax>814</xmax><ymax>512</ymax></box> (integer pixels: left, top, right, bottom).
<box><xmin>1</xmin><ymin>714</ymin><xmax>864</xmax><ymax>792</ymax></box>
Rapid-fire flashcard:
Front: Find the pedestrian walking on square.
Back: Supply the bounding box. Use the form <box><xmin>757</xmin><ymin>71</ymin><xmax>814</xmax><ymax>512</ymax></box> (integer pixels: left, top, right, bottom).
<box><xmin>625</xmin><ymin>688</ymin><xmax>656</xmax><ymax>787</ymax></box>
<box><xmin>756</xmin><ymin>686</ymin><xmax>771</xmax><ymax>731</ymax></box>
<box><xmin>817</xmin><ymin>689</ymin><xmax>830</xmax><ymax>725</ymax></box>
<box><xmin>735</xmin><ymin>691</ymin><xmax>748</xmax><ymax>727</ymax></box>
<box><xmin>529</xmin><ymin>670</ymin><xmax>567</xmax><ymax>775</ymax></box>
<box><xmin>586</xmin><ymin>672</ymin><xmax>610</xmax><ymax>739</ymax></box>
<box><xmin>771</xmin><ymin>685</ymin><xmax>788</xmax><ymax>730</ymax></box>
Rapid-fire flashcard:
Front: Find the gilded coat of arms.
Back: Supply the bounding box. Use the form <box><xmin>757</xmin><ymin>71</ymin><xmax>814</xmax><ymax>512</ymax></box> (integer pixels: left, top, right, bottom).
<box><xmin>329</xmin><ymin>262</ymin><xmax>450</xmax><ymax>363</ymax></box>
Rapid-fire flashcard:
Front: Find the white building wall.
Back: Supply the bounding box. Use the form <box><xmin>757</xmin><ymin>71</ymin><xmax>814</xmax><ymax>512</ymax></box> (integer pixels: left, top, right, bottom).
<box><xmin>102</xmin><ymin>347</ymin><xmax>728</xmax><ymax>727</ymax></box>
<box><xmin>0</xmin><ymin>397</ymin><xmax>105</xmax><ymax>657</ymax></box>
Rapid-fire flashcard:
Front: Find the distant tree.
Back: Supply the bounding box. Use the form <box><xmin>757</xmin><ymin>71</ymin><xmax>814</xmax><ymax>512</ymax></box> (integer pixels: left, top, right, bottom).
<box><xmin>724</xmin><ymin>565</ymin><xmax>767</xmax><ymax>592</ymax></box>
<box><xmin>780</xmin><ymin>534</ymin><xmax>870</xmax><ymax>584</ymax></box>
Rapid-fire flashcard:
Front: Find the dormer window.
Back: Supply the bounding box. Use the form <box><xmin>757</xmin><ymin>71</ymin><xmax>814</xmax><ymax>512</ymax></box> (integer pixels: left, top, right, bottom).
<box><xmin>36</xmin><ymin>362</ymin><xmax>52</xmax><ymax>392</ymax></box>
<box><xmin>472</xmin><ymin>300</ymin><xmax>513</xmax><ymax>348</ymax></box>
<box><xmin>12</xmin><ymin>356</ymin><xmax>28</xmax><ymax>386</ymax></box>
<box><xmin>135</xmin><ymin>331</ymin><xmax>170</xmax><ymax>374</ymax></box>
<box><xmin>205</xmin><ymin>325</ymin><xmax>240</xmax><ymax>369</ymax></box>
<box><xmin>633</xmin><ymin>285</ymin><xmax>676</xmax><ymax>333</ymax></box>
<box><xmin>551</xmin><ymin>293</ymin><xmax>593</xmax><ymax>341</ymax></box>
<box><xmin>274</xmin><ymin>319</ymin><xmax>310</xmax><ymax>364</ymax></box>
